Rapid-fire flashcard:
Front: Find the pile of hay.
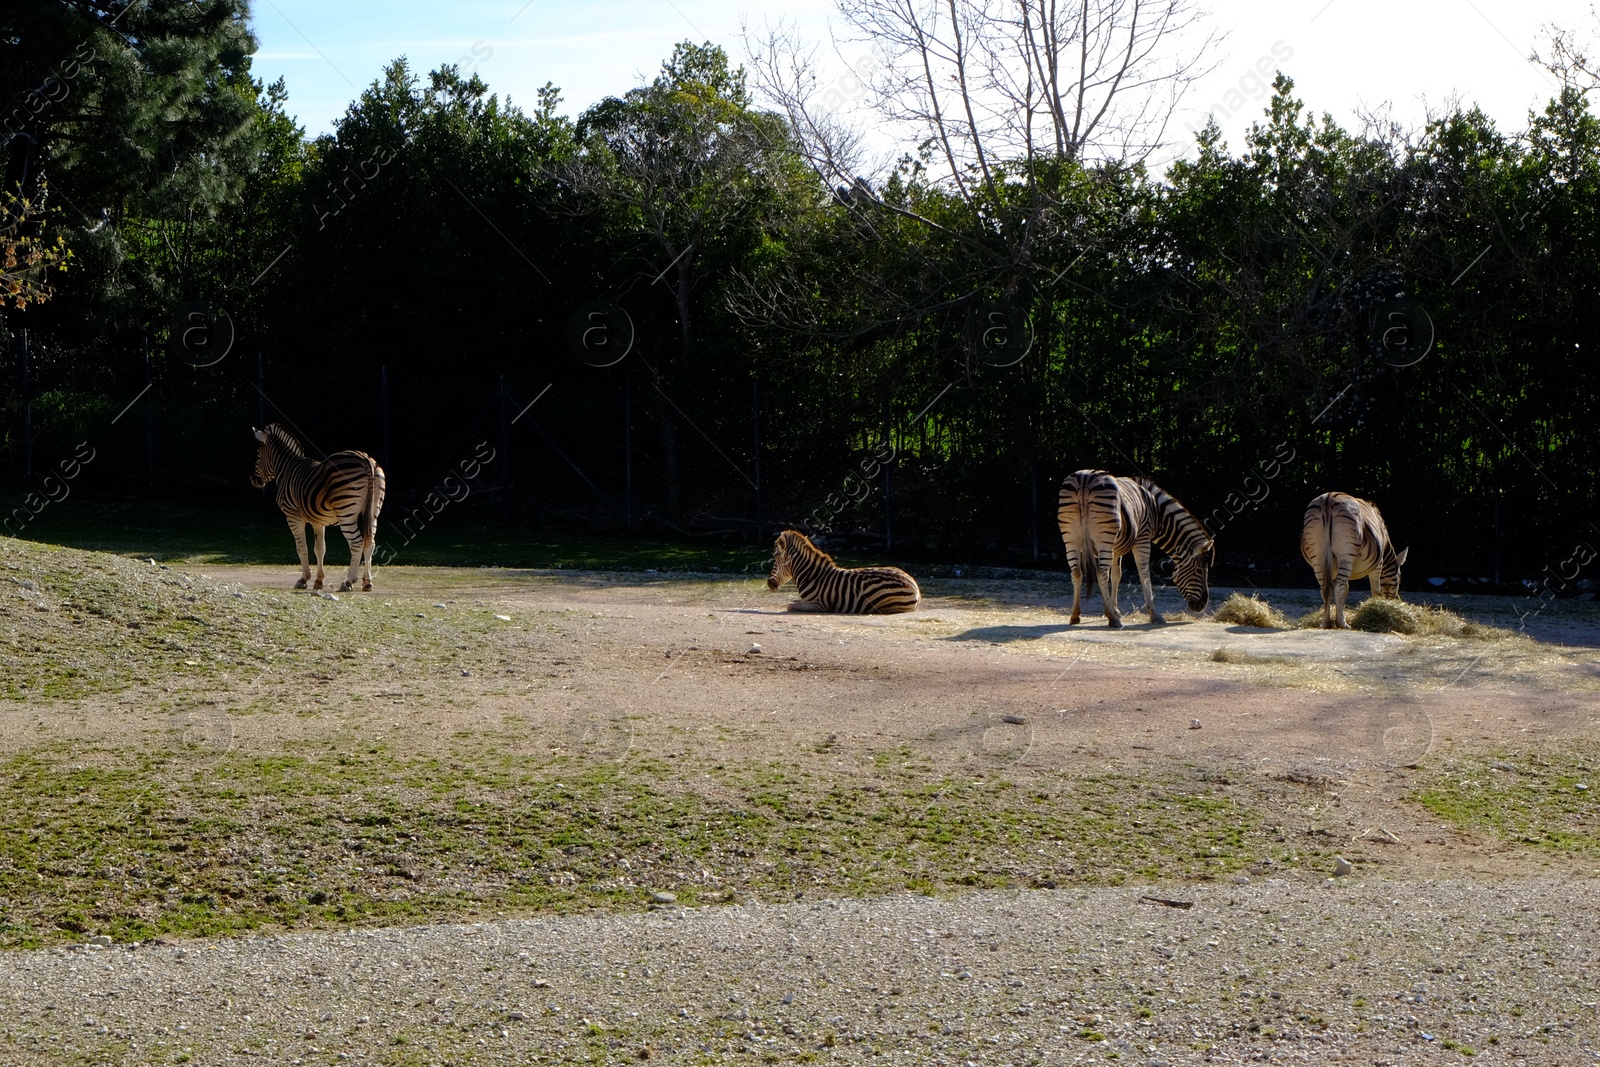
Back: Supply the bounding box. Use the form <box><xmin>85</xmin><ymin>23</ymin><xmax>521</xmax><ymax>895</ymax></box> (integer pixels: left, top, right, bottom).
<box><xmin>1210</xmin><ymin>592</ymin><xmax>1292</xmax><ymax>629</ymax></box>
<box><xmin>1346</xmin><ymin>597</ymin><xmax>1515</xmax><ymax>638</ymax></box>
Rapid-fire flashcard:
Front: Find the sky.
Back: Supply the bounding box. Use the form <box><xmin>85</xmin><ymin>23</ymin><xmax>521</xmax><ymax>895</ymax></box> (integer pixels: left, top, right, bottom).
<box><xmin>249</xmin><ymin>0</ymin><xmax>1592</xmax><ymax>169</ymax></box>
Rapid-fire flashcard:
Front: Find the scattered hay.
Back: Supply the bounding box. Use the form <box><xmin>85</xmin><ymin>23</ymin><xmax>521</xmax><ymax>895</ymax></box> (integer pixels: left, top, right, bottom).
<box><xmin>1210</xmin><ymin>646</ymin><xmax>1288</xmax><ymax>665</ymax></box>
<box><xmin>1210</xmin><ymin>592</ymin><xmax>1292</xmax><ymax>629</ymax></box>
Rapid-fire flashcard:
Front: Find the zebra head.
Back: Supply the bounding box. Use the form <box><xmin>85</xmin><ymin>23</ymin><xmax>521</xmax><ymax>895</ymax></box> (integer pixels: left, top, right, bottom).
<box><xmin>1379</xmin><ymin>546</ymin><xmax>1409</xmax><ymax>598</ymax></box>
<box><xmin>250</xmin><ymin>427</ymin><xmax>274</xmax><ymax>488</ymax></box>
<box><xmin>767</xmin><ymin>531</ymin><xmax>796</xmax><ymax>590</ymax></box>
<box><xmin>1174</xmin><ymin>538</ymin><xmax>1215</xmax><ymax>613</ymax></box>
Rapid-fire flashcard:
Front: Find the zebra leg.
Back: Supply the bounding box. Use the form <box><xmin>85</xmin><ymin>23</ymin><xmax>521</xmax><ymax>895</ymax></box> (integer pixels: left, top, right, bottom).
<box><xmin>312</xmin><ymin>525</ymin><xmax>328</xmax><ymax>591</ymax></box>
<box><xmin>1065</xmin><ymin>550</ymin><xmax>1084</xmax><ymax>624</ymax></box>
<box><xmin>786</xmin><ymin>599</ymin><xmax>827</xmax><ymax>613</ymax></box>
<box><xmin>1131</xmin><ymin>542</ymin><xmax>1165</xmax><ymax>624</ymax></box>
<box><xmin>1096</xmin><ymin>550</ymin><xmax>1122</xmax><ymax>628</ymax></box>
<box><xmin>337</xmin><ymin>522</ymin><xmax>363</xmax><ymax>593</ymax></box>
<box><xmin>1333</xmin><ymin>559</ymin><xmax>1354</xmax><ymax>629</ymax></box>
<box><xmin>288</xmin><ymin>518</ymin><xmax>312</xmax><ymax>589</ymax></box>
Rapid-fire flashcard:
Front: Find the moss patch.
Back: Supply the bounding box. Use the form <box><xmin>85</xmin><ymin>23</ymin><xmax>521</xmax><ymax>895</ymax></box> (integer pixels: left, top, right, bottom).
<box><xmin>1413</xmin><ymin>749</ymin><xmax>1599</xmax><ymax>856</ymax></box>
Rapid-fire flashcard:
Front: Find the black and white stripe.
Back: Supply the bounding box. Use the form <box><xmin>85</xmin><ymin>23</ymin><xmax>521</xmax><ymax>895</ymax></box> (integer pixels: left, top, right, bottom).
<box><xmin>251</xmin><ymin>424</ymin><xmax>387</xmax><ymax>592</ymax></box>
<box><xmin>1300</xmin><ymin>491</ymin><xmax>1407</xmax><ymax>628</ymax></box>
<box><xmin>767</xmin><ymin>530</ymin><xmax>920</xmax><ymax>614</ymax></box>
<box><xmin>1056</xmin><ymin>469</ymin><xmax>1214</xmax><ymax>627</ymax></box>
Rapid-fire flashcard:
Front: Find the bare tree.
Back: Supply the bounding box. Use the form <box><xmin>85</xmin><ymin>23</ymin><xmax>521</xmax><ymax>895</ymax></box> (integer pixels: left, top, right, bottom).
<box><xmin>751</xmin><ymin>1</ymin><xmax>1217</xmax><ymax>199</ymax></box>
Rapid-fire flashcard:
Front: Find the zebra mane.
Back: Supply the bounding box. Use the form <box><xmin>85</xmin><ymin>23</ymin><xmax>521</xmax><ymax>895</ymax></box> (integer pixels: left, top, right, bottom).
<box><xmin>782</xmin><ymin>529</ymin><xmax>835</xmax><ymax>566</ymax></box>
<box><xmin>264</xmin><ymin>423</ymin><xmax>307</xmax><ymax>459</ymax></box>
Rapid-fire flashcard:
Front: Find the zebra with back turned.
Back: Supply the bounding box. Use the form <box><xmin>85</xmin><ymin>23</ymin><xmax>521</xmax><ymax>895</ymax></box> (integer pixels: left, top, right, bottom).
<box><xmin>1300</xmin><ymin>491</ymin><xmax>1407</xmax><ymax>628</ymax></box>
<box><xmin>1057</xmin><ymin>469</ymin><xmax>1214</xmax><ymax>627</ymax></box>
<box><xmin>251</xmin><ymin>424</ymin><xmax>387</xmax><ymax>592</ymax></box>
<box><xmin>767</xmin><ymin>529</ymin><xmax>921</xmax><ymax>614</ymax></box>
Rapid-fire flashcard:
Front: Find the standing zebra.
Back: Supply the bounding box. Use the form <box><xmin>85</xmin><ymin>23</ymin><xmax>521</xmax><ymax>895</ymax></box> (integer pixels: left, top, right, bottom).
<box><xmin>1300</xmin><ymin>492</ymin><xmax>1407</xmax><ymax>629</ymax></box>
<box><xmin>1057</xmin><ymin>470</ymin><xmax>1214</xmax><ymax>627</ymax></box>
<box><xmin>251</xmin><ymin>424</ymin><xmax>387</xmax><ymax>592</ymax></box>
<box><xmin>767</xmin><ymin>529</ymin><xmax>920</xmax><ymax>613</ymax></box>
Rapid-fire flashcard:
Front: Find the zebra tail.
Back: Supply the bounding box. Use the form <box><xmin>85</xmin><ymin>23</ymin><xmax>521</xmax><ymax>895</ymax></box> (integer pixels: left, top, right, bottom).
<box><xmin>359</xmin><ymin>457</ymin><xmax>379</xmax><ymax>552</ymax></box>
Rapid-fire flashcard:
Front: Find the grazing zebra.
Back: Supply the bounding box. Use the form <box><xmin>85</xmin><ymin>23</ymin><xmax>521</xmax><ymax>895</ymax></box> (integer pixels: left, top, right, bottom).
<box><xmin>766</xmin><ymin>529</ymin><xmax>920</xmax><ymax>614</ymax></box>
<box><xmin>1056</xmin><ymin>470</ymin><xmax>1214</xmax><ymax>627</ymax></box>
<box><xmin>250</xmin><ymin>424</ymin><xmax>387</xmax><ymax>592</ymax></box>
<box><xmin>1300</xmin><ymin>492</ymin><xmax>1407</xmax><ymax>629</ymax></box>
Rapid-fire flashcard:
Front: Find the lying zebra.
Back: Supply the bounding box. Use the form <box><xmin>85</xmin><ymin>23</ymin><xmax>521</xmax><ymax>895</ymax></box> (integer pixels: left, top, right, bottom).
<box><xmin>1300</xmin><ymin>491</ymin><xmax>1407</xmax><ymax>629</ymax></box>
<box><xmin>766</xmin><ymin>530</ymin><xmax>921</xmax><ymax>614</ymax></box>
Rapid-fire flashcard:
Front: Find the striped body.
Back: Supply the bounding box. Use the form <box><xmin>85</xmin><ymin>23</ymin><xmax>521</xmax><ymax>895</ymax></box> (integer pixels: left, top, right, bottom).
<box><xmin>1300</xmin><ymin>492</ymin><xmax>1407</xmax><ymax>628</ymax></box>
<box><xmin>251</xmin><ymin>424</ymin><xmax>387</xmax><ymax>592</ymax></box>
<box><xmin>1056</xmin><ymin>470</ymin><xmax>1214</xmax><ymax>627</ymax></box>
<box><xmin>766</xmin><ymin>530</ymin><xmax>920</xmax><ymax>614</ymax></box>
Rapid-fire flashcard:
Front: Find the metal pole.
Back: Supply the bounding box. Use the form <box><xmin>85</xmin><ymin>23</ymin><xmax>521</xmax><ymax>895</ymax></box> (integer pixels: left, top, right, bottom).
<box><xmin>882</xmin><ymin>401</ymin><xmax>893</xmax><ymax>551</ymax></box>
<box><xmin>752</xmin><ymin>378</ymin><xmax>763</xmax><ymax>543</ymax></box>
<box><xmin>499</xmin><ymin>375</ymin><xmax>510</xmax><ymax>525</ymax></box>
<box><xmin>381</xmin><ymin>364</ymin><xmax>391</xmax><ymax>467</ymax></box>
<box><xmin>19</xmin><ymin>328</ymin><xmax>32</xmax><ymax>478</ymax></box>
<box><xmin>623</xmin><ymin>380</ymin><xmax>633</xmax><ymax>530</ymax></box>
<box><xmin>144</xmin><ymin>338</ymin><xmax>155</xmax><ymax>490</ymax></box>
<box><xmin>1030</xmin><ymin>456</ymin><xmax>1039</xmax><ymax>561</ymax></box>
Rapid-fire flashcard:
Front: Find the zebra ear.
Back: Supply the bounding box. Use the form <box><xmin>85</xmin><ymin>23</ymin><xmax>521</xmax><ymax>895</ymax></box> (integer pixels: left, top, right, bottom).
<box><xmin>1395</xmin><ymin>547</ymin><xmax>1409</xmax><ymax>566</ymax></box>
<box><xmin>253</xmin><ymin>428</ymin><xmax>267</xmax><ymax>442</ymax></box>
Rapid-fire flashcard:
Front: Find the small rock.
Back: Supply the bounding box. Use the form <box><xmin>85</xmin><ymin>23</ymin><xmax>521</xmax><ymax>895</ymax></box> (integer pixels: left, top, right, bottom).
<box><xmin>1333</xmin><ymin>856</ymin><xmax>1354</xmax><ymax>876</ymax></box>
<box><xmin>650</xmin><ymin>891</ymin><xmax>677</xmax><ymax>904</ymax></box>
<box><xmin>494</xmin><ymin>614</ymin><xmax>511</xmax><ymax>622</ymax></box>
<box><xmin>1577</xmin><ymin>784</ymin><xmax>1589</xmax><ymax>792</ymax></box>
<box><xmin>232</xmin><ymin>591</ymin><xmax>246</xmax><ymax>599</ymax></box>
<box><xmin>460</xmin><ymin>669</ymin><xmax>471</xmax><ymax>677</ymax></box>
<box><xmin>1154</xmin><ymin>945</ymin><xmax>1176</xmax><ymax>959</ymax></box>
<box><xmin>319</xmin><ymin>592</ymin><xmax>339</xmax><ymax>601</ymax></box>
<box><xmin>508</xmin><ymin>1011</ymin><xmax>527</xmax><ymax>1021</ymax></box>
<box><xmin>433</xmin><ymin>602</ymin><xmax>446</xmax><ymax>609</ymax></box>
<box><xmin>415</xmin><ymin>612</ymin><xmax>426</xmax><ymax>618</ymax></box>
<box><xmin>1232</xmin><ymin>875</ymin><xmax>1250</xmax><ymax>885</ymax></box>
<box><xmin>746</xmin><ymin>644</ymin><xmax>762</xmax><ymax>654</ymax></box>
<box><xmin>87</xmin><ymin>935</ymin><xmax>112</xmax><ymax>948</ymax></box>
<box><xmin>1000</xmin><ymin>715</ymin><xmax>1026</xmax><ymax>725</ymax></box>
<box><xmin>532</xmin><ymin>978</ymin><xmax>550</xmax><ymax>988</ymax></box>
<box><xmin>1189</xmin><ymin>719</ymin><xmax>1202</xmax><ymax>730</ymax></box>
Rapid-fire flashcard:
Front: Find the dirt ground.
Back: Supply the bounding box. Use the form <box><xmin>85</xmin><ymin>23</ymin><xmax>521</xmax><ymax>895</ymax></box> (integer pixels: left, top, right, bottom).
<box><xmin>20</xmin><ymin>562</ymin><xmax>1585</xmax><ymax>884</ymax></box>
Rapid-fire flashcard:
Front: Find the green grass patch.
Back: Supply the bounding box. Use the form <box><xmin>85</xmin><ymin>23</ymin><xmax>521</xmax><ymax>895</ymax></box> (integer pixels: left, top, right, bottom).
<box><xmin>1413</xmin><ymin>750</ymin><xmax>1599</xmax><ymax>855</ymax></box>
<box><xmin>0</xmin><ymin>741</ymin><xmax>1267</xmax><ymax>949</ymax></box>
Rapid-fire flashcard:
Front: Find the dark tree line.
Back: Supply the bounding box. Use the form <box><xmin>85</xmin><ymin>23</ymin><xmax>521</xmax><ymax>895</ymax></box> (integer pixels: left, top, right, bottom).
<box><xmin>2</xmin><ymin>1</ymin><xmax>1598</xmax><ymax>589</ymax></box>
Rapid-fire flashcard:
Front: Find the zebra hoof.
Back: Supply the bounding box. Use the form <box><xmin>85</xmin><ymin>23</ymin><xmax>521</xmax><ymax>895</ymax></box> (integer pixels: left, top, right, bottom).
<box><xmin>362</xmin><ymin>582</ymin><xmax>372</xmax><ymax>592</ymax></box>
<box><xmin>1068</xmin><ymin>616</ymin><xmax>1081</xmax><ymax>625</ymax></box>
<box><xmin>337</xmin><ymin>580</ymin><xmax>355</xmax><ymax>592</ymax></box>
<box><xmin>1107</xmin><ymin>617</ymin><xmax>1123</xmax><ymax>629</ymax></box>
<box><xmin>312</xmin><ymin>581</ymin><xmax>323</xmax><ymax>591</ymax></box>
<box><xmin>293</xmin><ymin>578</ymin><xmax>308</xmax><ymax>590</ymax></box>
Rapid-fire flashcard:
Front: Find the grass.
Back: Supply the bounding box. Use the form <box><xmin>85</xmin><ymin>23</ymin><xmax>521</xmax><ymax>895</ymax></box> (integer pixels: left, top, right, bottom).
<box><xmin>0</xmin><ymin>536</ymin><xmax>511</xmax><ymax>700</ymax></box>
<box><xmin>0</xmin><ymin>738</ymin><xmax>1273</xmax><ymax>949</ymax></box>
<box><xmin>5</xmin><ymin>493</ymin><xmax>774</xmax><ymax>573</ymax></box>
<box><xmin>1414</xmin><ymin>749</ymin><xmax>1599</xmax><ymax>857</ymax></box>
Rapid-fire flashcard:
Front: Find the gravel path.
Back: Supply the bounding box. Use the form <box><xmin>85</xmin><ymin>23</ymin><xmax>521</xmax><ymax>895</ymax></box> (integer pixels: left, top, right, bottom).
<box><xmin>3</xmin><ymin>877</ymin><xmax>1596</xmax><ymax>1066</ymax></box>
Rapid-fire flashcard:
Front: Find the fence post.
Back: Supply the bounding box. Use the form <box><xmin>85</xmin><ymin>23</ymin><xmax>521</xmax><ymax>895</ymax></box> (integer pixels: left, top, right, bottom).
<box><xmin>381</xmin><ymin>364</ymin><xmax>391</xmax><ymax>466</ymax></box>
<box><xmin>1030</xmin><ymin>454</ymin><xmax>1039</xmax><ymax>561</ymax></box>
<box><xmin>752</xmin><ymin>378</ymin><xmax>763</xmax><ymax>543</ymax></box>
<box><xmin>144</xmin><ymin>337</ymin><xmax>155</xmax><ymax>490</ymax></box>
<box><xmin>499</xmin><ymin>375</ymin><xmax>510</xmax><ymax>525</ymax></box>
<box><xmin>623</xmin><ymin>380</ymin><xmax>633</xmax><ymax>530</ymax></box>
<box><xmin>882</xmin><ymin>401</ymin><xmax>893</xmax><ymax>551</ymax></box>
<box><xmin>19</xmin><ymin>328</ymin><xmax>32</xmax><ymax>478</ymax></box>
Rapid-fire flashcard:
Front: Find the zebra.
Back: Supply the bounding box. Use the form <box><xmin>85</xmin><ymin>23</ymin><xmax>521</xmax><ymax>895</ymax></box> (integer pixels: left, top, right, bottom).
<box><xmin>1300</xmin><ymin>492</ymin><xmax>1407</xmax><ymax>629</ymax></box>
<box><xmin>766</xmin><ymin>529</ymin><xmax>920</xmax><ymax>613</ymax></box>
<box><xmin>251</xmin><ymin>424</ymin><xmax>387</xmax><ymax>592</ymax></box>
<box><xmin>1056</xmin><ymin>470</ymin><xmax>1214</xmax><ymax>627</ymax></box>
